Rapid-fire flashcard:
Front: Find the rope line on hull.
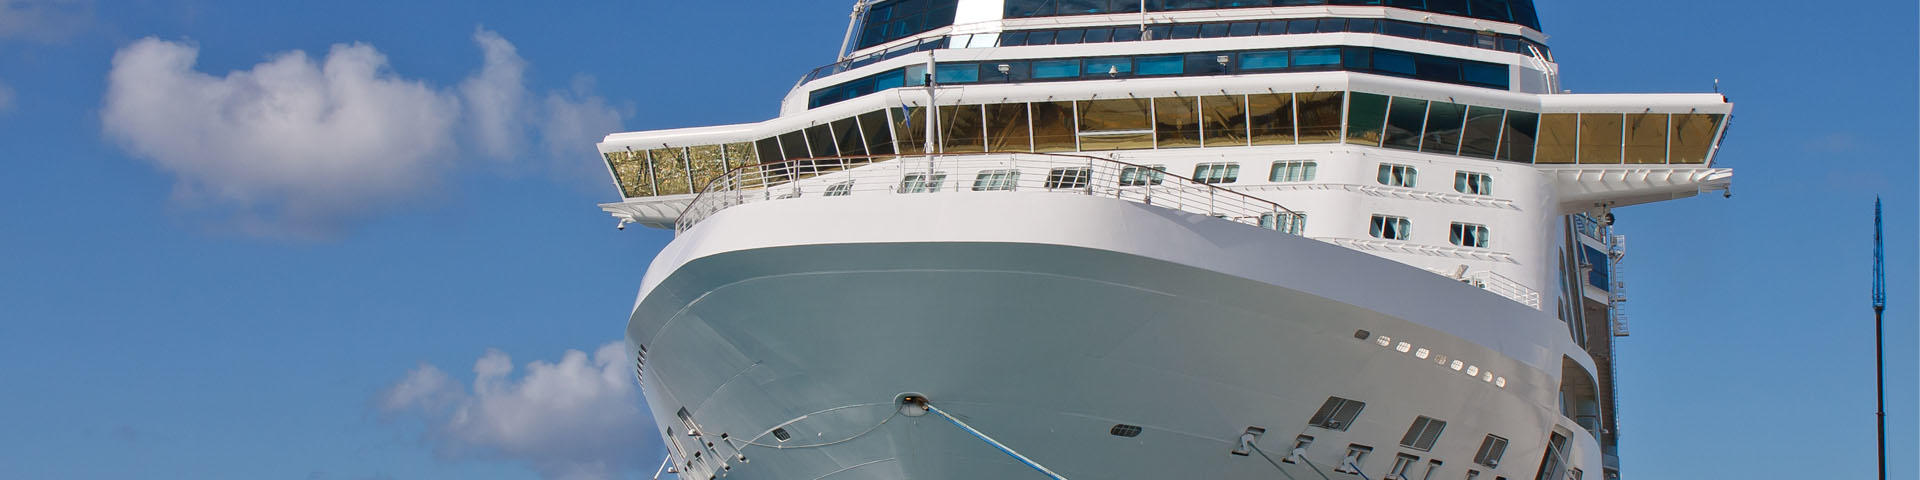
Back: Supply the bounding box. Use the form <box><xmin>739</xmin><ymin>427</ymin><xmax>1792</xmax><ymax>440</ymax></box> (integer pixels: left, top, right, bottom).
<box><xmin>917</xmin><ymin>400</ymin><xmax>1070</xmax><ymax>480</ymax></box>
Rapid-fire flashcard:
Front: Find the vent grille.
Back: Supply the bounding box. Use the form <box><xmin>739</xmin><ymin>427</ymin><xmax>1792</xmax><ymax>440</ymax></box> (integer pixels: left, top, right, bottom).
<box><xmin>1473</xmin><ymin>434</ymin><xmax>1509</xmax><ymax>468</ymax></box>
<box><xmin>1109</xmin><ymin>424</ymin><xmax>1143</xmax><ymax>437</ymax></box>
<box><xmin>1400</xmin><ymin>416</ymin><xmax>1447</xmax><ymax>451</ymax></box>
<box><xmin>1308</xmin><ymin>396</ymin><xmax>1366</xmax><ymax>431</ymax></box>
<box><xmin>633</xmin><ymin>345</ymin><xmax>648</xmax><ymax>384</ymax></box>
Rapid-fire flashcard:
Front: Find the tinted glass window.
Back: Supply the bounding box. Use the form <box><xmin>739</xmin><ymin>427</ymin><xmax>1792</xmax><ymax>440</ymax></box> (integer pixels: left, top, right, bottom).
<box><xmin>1623</xmin><ymin>113</ymin><xmax>1668</xmax><ymax>164</ymax></box>
<box><xmin>1347</xmin><ymin>92</ymin><xmax>1390</xmax><ymax>146</ymax></box>
<box><xmin>806</xmin><ymin>124</ymin><xmax>838</xmax><ymax>158</ymax></box>
<box><xmin>1241</xmin><ymin>51</ymin><xmax>1289</xmax><ymax>70</ymax></box>
<box><xmin>1034</xmin><ymin>59</ymin><xmax>1081</xmax><ymax>79</ymax></box>
<box><xmin>1083</xmin><ymin>28</ymin><xmax>1114</xmax><ymax>43</ymax></box>
<box><xmin>1346</xmin><ymin>19</ymin><xmax>1379</xmax><ymax>33</ymax></box>
<box><xmin>1374</xmin><ymin>51</ymin><xmax>1417</xmax><ymax>75</ymax></box>
<box><xmin>1113</xmin><ymin>27</ymin><xmax>1143</xmax><ymax>42</ymax></box>
<box><xmin>936</xmin><ymin>64</ymin><xmax>979</xmax><ymax>84</ymax></box>
<box><xmin>832</xmin><ymin>118</ymin><xmax>866</xmax><ymax>157</ymax></box>
<box><xmin>986</xmin><ymin>103</ymin><xmax>1032</xmax><ymax>152</ymax></box>
<box><xmin>1054</xmin><ymin>29</ymin><xmax>1086</xmax><ymax>44</ymax></box>
<box><xmin>1316</xmin><ymin>19</ymin><xmax>1346</xmax><ymax>33</ymax></box>
<box><xmin>1200</xmin><ymin>23</ymin><xmax>1231</xmax><ymax>38</ymax></box>
<box><xmin>1258</xmin><ymin>20</ymin><xmax>1289</xmax><ymax>35</ymax></box>
<box><xmin>999</xmin><ymin>31</ymin><xmax>1030</xmax><ymax>46</ymax></box>
<box><xmin>651</xmin><ymin>148</ymin><xmax>691</xmax><ymax>195</ymax></box>
<box><xmin>1248</xmin><ymin>93</ymin><xmax>1297</xmax><ymax>145</ymax></box>
<box><xmin>859</xmin><ymin>110</ymin><xmax>896</xmax><ymax>156</ymax></box>
<box><xmin>1229</xmin><ymin>22</ymin><xmax>1259</xmax><ymax>37</ymax></box>
<box><xmin>1578</xmin><ymin>113</ymin><xmax>1623</xmax><ymax>164</ymax></box>
<box><xmin>1155</xmin><ymin>97</ymin><xmax>1202</xmax><ymax>149</ymax></box>
<box><xmin>1422</xmin><ymin>102</ymin><xmax>1467</xmax><ymax>154</ymax></box>
<box><xmin>1201</xmin><ymin>95</ymin><xmax>1250</xmax><ymax>147</ymax></box>
<box><xmin>1382</xmin><ymin>20</ymin><xmax>1425</xmax><ymax>39</ymax></box>
<box><xmin>1469</xmin><ymin>0</ymin><xmax>1512</xmax><ymax>22</ymax></box>
<box><xmin>893</xmin><ymin>106</ymin><xmax>927</xmax><ymax>155</ymax></box>
<box><xmin>1136</xmin><ymin>55</ymin><xmax>1184</xmax><ymax>75</ymax></box>
<box><xmin>1031</xmin><ymin>101</ymin><xmax>1079</xmax><ymax>152</ymax></box>
<box><xmin>939</xmin><ymin>104</ymin><xmax>986</xmax><ymax>153</ymax></box>
<box><xmin>1427</xmin><ymin>26</ymin><xmax>1474</xmax><ymax>46</ymax></box>
<box><xmin>1085</xmin><ymin>57</ymin><xmax>1132</xmax><ymax>76</ymax></box>
<box><xmin>1027</xmin><ymin>30</ymin><xmax>1056</xmax><ymax>45</ymax></box>
<box><xmin>1383</xmin><ymin>97</ymin><xmax>1428</xmax><ymax>151</ymax></box>
<box><xmin>756</xmin><ymin>137</ymin><xmax>785</xmax><ymax>164</ymax></box>
<box><xmin>1294</xmin><ymin>49</ymin><xmax>1341</xmax><ymax>67</ymax></box>
<box><xmin>1458</xmin><ymin>106</ymin><xmax>1504</xmax><ymax>159</ymax></box>
<box><xmin>1296</xmin><ymin>91</ymin><xmax>1344</xmax><ymax>144</ymax></box>
<box><xmin>1533</xmin><ymin>113</ymin><xmax>1577</xmax><ymax>164</ymax></box>
<box><xmin>1463</xmin><ymin>64</ymin><xmax>1508</xmax><ymax>88</ymax></box>
<box><xmin>1669</xmin><ymin>114</ymin><xmax>1722</xmax><ymax>164</ymax></box>
<box><xmin>1170</xmin><ymin>24</ymin><xmax>1202</xmax><ymax>39</ymax></box>
<box><xmin>1288</xmin><ymin>19</ymin><xmax>1318</xmax><ymax>34</ymax></box>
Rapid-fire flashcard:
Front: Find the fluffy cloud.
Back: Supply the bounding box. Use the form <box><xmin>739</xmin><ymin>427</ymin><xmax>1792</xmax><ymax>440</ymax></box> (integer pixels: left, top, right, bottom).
<box><xmin>380</xmin><ymin>342</ymin><xmax>660</xmax><ymax>480</ymax></box>
<box><xmin>101</xmin><ymin>30</ymin><xmax>625</xmax><ymax>238</ymax></box>
<box><xmin>102</xmin><ymin>38</ymin><xmax>462</xmax><ymax>236</ymax></box>
<box><xmin>0</xmin><ymin>0</ymin><xmax>91</xmax><ymax>43</ymax></box>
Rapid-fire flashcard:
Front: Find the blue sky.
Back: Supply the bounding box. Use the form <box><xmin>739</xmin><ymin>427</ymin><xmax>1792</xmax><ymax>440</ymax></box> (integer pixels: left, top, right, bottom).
<box><xmin>0</xmin><ymin>1</ymin><xmax>1913</xmax><ymax>479</ymax></box>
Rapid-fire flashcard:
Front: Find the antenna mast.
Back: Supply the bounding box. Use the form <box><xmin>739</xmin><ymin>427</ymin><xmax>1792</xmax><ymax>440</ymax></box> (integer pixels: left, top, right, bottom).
<box><xmin>1873</xmin><ymin>197</ymin><xmax>1886</xmax><ymax>480</ymax></box>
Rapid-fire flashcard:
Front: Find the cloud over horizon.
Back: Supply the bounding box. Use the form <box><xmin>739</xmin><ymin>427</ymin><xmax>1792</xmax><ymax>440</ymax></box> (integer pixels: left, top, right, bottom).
<box><xmin>379</xmin><ymin>342</ymin><xmax>660</xmax><ymax>480</ymax></box>
<box><xmin>101</xmin><ymin>29</ymin><xmax>624</xmax><ymax>238</ymax></box>
<box><xmin>0</xmin><ymin>0</ymin><xmax>92</xmax><ymax>43</ymax></box>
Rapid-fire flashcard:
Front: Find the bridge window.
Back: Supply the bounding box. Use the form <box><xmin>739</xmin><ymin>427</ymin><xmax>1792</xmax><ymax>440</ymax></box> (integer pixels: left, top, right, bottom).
<box><xmin>1032</xmin><ymin>101</ymin><xmax>1079</xmax><ymax>152</ymax></box>
<box><xmin>986</xmin><ymin>103</ymin><xmax>1033</xmax><ymax>152</ymax></box>
<box><xmin>1385</xmin><ymin>97</ymin><xmax>1431</xmax><ymax>151</ymax></box>
<box><xmin>939</xmin><ymin>104</ymin><xmax>986</xmax><ymax>153</ymax></box>
<box><xmin>1078</xmin><ymin>98</ymin><xmax>1154</xmax><ymax>151</ymax></box>
<box><xmin>1670</xmin><ymin>114</ymin><xmax>1723</xmax><ymax>164</ymax></box>
<box><xmin>855</xmin><ymin>0</ymin><xmax>958</xmax><ymax>50</ymax></box>
<box><xmin>1348</xmin><ymin>93</ymin><xmax>1390</xmax><ymax>146</ymax></box>
<box><xmin>1577</xmin><ymin>113</ymin><xmax>1624</xmax><ymax>164</ymax></box>
<box><xmin>1155</xmin><ymin>97</ymin><xmax>1202</xmax><ymax>148</ymax></box>
<box><xmin>1248</xmin><ymin>93</ymin><xmax>1298</xmax><ymax>145</ymax></box>
<box><xmin>1624</xmin><ymin>113</ymin><xmax>1667</xmax><ymax>164</ymax></box>
<box><xmin>1201</xmin><ymin>95</ymin><xmax>1251</xmax><ymax>147</ymax></box>
<box><xmin>1423</xmin><ymin>102</ymin><xmax>1469</xmax><ymax>154</ymax></box>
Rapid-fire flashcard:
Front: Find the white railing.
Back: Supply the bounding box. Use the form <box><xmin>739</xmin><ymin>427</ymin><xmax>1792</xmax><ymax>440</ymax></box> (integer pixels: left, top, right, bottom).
<box><xmin>674</xmin><ymin>152</ymin><xmax>1299</xmax><ymax>234</ymax></box>
<box><xmin>1464</xmin><ymin>271</ymin><xmax>1543</xmax><ymax>309</ymax></box>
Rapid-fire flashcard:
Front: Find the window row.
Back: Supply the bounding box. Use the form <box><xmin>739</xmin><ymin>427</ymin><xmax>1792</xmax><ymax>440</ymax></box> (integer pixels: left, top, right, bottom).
<box><xmin>606</xmin><ymin>91</ymin><xmax>1725</xmax><ymax>199</ymax></box>
<box><xmin>1346</xmin><ymin>92</ymin><xmax>1725</xmax><ymax>165</ymax></box>
<box><xmin>1261</xmin><ymin>211</ymin><xmax>1308</xmax><ymax>234</ymax></box>
<box><xmin>1367</xmin><ymin>215</ymin><xmax>1492</xmax><ymax>248</ymax></box>
<box><xmin>1003</xmin><ymin>0</ymin><xmax>1544</xmax><ymax>32</ymax></box>
<box><xmin>1000</xmin><ymin>17</ymin><xmax>1550</xmax><ymax>60</ymax></box>
<box><xmin>807</xmin><ymin>45</ymin><xmax>1509</xmax><ymax>109</ymax></box>
<box><xmin>854</xmin><ymin>0</ymin><xmax>959</xmax><ymax>50</ymax></box>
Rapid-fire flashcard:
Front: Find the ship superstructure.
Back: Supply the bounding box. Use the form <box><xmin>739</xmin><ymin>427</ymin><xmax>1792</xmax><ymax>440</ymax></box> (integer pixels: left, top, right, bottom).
<box><xmin>597</xmin><ymin>2</ymin><xmax>1732</xmax><ymax>479</ymax></box>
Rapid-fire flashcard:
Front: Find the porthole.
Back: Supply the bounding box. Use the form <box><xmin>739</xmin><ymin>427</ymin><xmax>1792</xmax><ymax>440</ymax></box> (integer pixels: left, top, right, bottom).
<box><xmin>771</xmin><ymin>428</ymin><xmax>791</xmax><ymax>442</ymax></box>
<box><xmin>1110</xmin><ymin>424</ymin><xmax>1143</xmax><ymax>437</ymax></box>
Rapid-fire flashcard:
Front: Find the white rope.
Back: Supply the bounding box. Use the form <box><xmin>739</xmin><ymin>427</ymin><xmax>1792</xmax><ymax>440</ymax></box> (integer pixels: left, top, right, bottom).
<box><xmin>919</xmin><ymin>401</ymin><xmax>1069</xmax><ymax>480</ymax></box>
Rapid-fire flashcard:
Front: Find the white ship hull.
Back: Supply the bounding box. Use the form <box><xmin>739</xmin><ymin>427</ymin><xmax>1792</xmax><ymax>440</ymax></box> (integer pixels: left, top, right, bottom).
<box><xmin>629</xmin><ymin>193</ymin><xmax>1603</xmax><ymax>479</ymax></box>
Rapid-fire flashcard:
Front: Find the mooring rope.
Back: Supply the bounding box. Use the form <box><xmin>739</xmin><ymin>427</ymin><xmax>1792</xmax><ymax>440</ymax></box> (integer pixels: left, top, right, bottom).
<box><xmin>915</xmin><ymin>399</ymin><xmax>1069</xmax><ymax>480</ymax></box>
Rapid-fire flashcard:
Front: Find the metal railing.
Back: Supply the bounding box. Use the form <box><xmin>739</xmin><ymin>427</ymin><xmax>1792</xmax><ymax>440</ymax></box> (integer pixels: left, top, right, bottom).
<box><xmin>1456</xmin><ymin>270</ymin><xmax>1543</xmax><ymax>310</ymax></box>
<box><xmin>674</xmin><ymin>152</ymin><xmax>1298</xmax><ymax>234</ymax></box>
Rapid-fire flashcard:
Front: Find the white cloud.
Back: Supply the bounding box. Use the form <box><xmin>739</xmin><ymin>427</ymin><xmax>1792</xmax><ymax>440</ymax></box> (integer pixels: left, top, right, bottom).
<box><xmin>101</xmin><ymin>29</ymin><xmax>627</xmax><ymax>237</ymax></box>
<box><xmin>380</xmin><ymin>342</ymin><xmax>660</xmax><ymax>480</ymax></box>
<box><xmin>101</xmin><ymin>38</ymin><xmax>461</xmax><ymax>236</ymax></box>
<box><xmin>539</xmin><ymin>76</ymin><xmax>626</xmax><ymax>180</ymax></box>
<box><xmin>0</xmin><ymin>0</ymin><xmax>91</xmax><ymax>43</ymax></box>
<box><xmin>460</xmin><ymin>29</ymin><xmax>528</xmax><ymax>161</ymax></box>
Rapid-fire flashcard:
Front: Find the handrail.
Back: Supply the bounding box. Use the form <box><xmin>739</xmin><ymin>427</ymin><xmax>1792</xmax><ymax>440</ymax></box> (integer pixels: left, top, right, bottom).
<box><xmin>673</xmin><ymin>152</ymin><xmax>1299</xmax><ymax>234</ymax></box>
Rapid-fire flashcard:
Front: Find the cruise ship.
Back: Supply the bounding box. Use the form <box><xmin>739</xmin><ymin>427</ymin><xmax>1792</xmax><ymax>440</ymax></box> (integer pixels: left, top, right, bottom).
<box><xmin>596</xmin><ymin>2</ymin><xmax>1732</xmax><ymax>479</ymax></box>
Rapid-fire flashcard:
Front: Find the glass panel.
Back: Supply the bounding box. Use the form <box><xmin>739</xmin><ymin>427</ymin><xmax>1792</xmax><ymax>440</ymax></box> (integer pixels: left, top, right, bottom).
<box><xmin>1078</xmin><ymin>98</ymin><xmax>1151</xmax><ymax>132</ymax></box>
<box><xmin>1374</xmin><ymin>50</ymin><xmax>1417</xmax><ymax>76</ymax></box>
<box><xmin>1034</xmin><ymin>59</ymin><xmax>1082</xmax><ymax>79</ymax></box>
<box><xmin>604</xmin><ymin>150</ymin><xmax>651</xmax><ymax>198</ymax></box>
<box><xmin>1084</xmin><ymin>57</ymin><xmax>1132</xmax><ymax>76</ymax></box>
<box><xmin>1201</xmin><ymin>94</ymin><xmax>1249</xmax><ymax>147</ymax></box>
<box><xmin>1346</xmin><ymin>92</ymin><xmax>1389</xmax><ymax>146</ymax></box>
<box><xmin>650</xmin><ymin>147</ymin><xmax>692</xmax><ymax>195</ymax></box>
<box><xmin>755</xmin><ymin>137</ymin><xmax>785</xmax><ymax>163</ymax></box>
<box><xmin>832</xmin><ymin>118</ymin><xmax>867</xmax><ymax>158</ymax></box>
<box><xmin>1228</xmin><ymin>21</ymin><xmax>1259</xmax><ymax>36</ymax></box>
<box><xmin>986</xmin><ymin>103</ymin><xmax>1032</xmax><ymax>152</ymax></box>
<box><xmin>1458</xmin><ymin>106</ymin><xmax>1504</xmax><ymax>159</ymax></box>
<box><xmin>1169</xmin><ymin>24</ymin><xmax>1201</xmax><ymax>39</ymax></box>
<box><xmin>779</xmin><ymin>131</ymin><xmax>811</xmax><ymax>162</ymax></box>
<box><xmin>1155</xmin><ymin>97</ymin><xmax>1201</xmax><ymax>149</ymax></box>
<box><xmin>1240</xmin><ymin>51</ymin><xmax>1290</xmax><ymax>70</ymax></box>
<box><xmin>725</xmin><ymin>142</ymin><xmax>762</xmax><ymax>188</ymax></box>
<box><xmin>1422</xmin><ymin>101</ymin><xmax>1467</xmax><ymax>154</ymax></box>
<box><xmin>1053</xmin><ymin>29</ymin><xmax>1085</xmax><ymax>44</ymax></box>
<box><xmin>1499</xmin><ymin>110</ymin><xmax>1538</xmax><ymax>162</ymax></box>
<box><xmin>859</xmin><ymin>110</ymin><xmax>896</xmax><ymax>156</ymax></box>
<box><xmin>1669</xmin><ymin>113</ymin><xmax>1722</xmax><ymax>164</ymax></box>
<box><xmin>1031</xmin><ymin>101</ymin><xmax>1079</xmax><ymax>152</ymax></box>
<box><xmin>1534</xmin><ymin>113</ymin><xmax>1578</xmax><ymax>164</ymax></box>
<box><xmin>1296</xmin><ymin>91</ymin><xmax>1344</xmax><ymax>144</ymax></box>
<box><xmin>1083</xmin><ymin>27</ymin><xmax>1113</xmax><ymax>43</ymax></box>
<box><xmin>1577</xmin><ymin>113</ymin><xmax>1623</xmax><ymax>164</ymax></box>
<box><xmin>1294</xmin><ymin>48</ymin><xmax>1342</xmax><ymax>67</ymax></box>
<box><xmin>1247</xmin><ymin>93</ymin><xmax>1296</xmax><ymax>145</ymax></box>
<box><xmin>1288</xmin><ymin>19</ymin><xmax>1318</xmax><ymax>34</ymax></box>
<box><xmin>1257</xmin><ymin>20</ymin><xmax>1289</xmax><ymax>35</ymax></box>
<box><xmin>939</xmin><ymin>104</ymin><xmax>986</xmax><ymax>153</ymax></box>
<box><xmin>1112</xmin><ymin>26</ymin><xmax>1142</xmax><ymax>41</ymax></box>
<box><xmin>689</xmin><ymin>144</ymin><xmax>726</xmax><ymax>192</ymax></box>
<box><xmin>1136</xmin><ymin>55</ymin><xmax>1184</xmax><ymax>75</ymax></box>
<box><xmin>1199</xmin><ymin>23</ymin><xmax>1230</xmax><ymax>38</ymax></box>
<box><xmin>1623</xmin><ymin>113</ymin><xmax>1668</xmax><ymax>164</ymax></box>
<box><xmin>805</xmin><ymin>124</ymin><xmax>838</xmax><ymax>158</ymax></box>
<box><xmin>1079</xmin><ymin>132</ymin><xmax>1152</xmax><ymax>151</ymax></box>
<box><xmin>1383</xmin><ymin>97</ymin><xmax>1428</xmax><ymax>151</ymax></box>
<box><xmin>935</xmin><ymin>64</ymin><xmax>979</xmax><ymax>84</ymax></box>
<box><xmin>894</xmin><ymin>106</ymin><xmax>928</xmax><ymax>155</ymax></box>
